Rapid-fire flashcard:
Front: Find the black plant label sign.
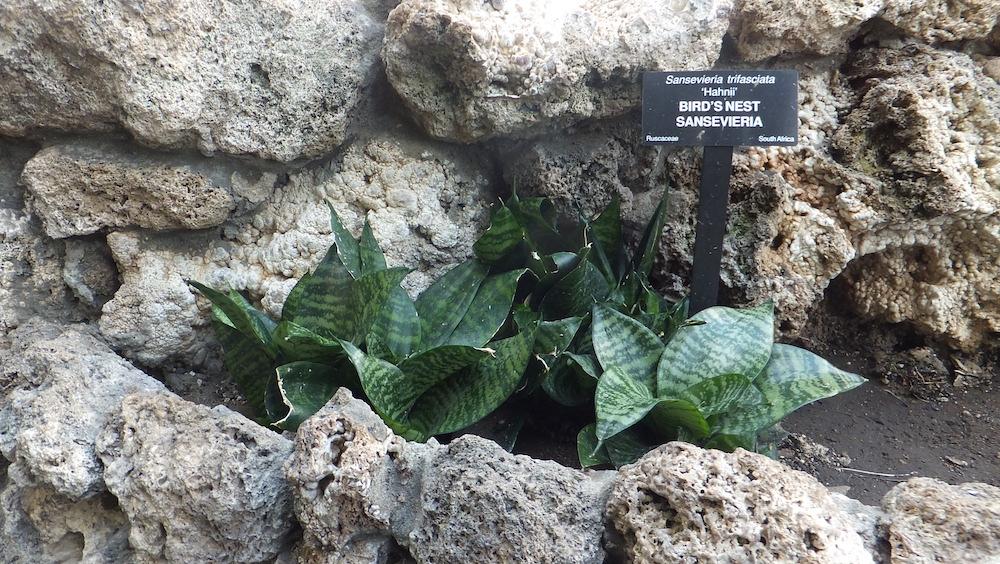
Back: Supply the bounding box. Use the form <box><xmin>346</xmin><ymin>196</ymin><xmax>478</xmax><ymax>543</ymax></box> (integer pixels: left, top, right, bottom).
<box><xmin>642</xmin><ymin>70</ymin><xmax>799</xmax><ymax>147</ymax></box>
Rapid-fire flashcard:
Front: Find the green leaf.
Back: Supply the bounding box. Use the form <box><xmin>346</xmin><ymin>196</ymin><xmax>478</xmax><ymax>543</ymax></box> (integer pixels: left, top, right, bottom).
<box><xmin>367</xmin><ymin>286</ymin><xmax>420</xmax><ymax>361</ymax></box>
<box><xmin>633</xmin><ymin>187</ymin><xmax>669</xmax><ymax>279</ymax></box>
<box><xmin>508</xmin><ymin>195</ymin><xmax>561</xmax><ymax>253</ymax></box>
<box><xmin>449</xmin><ymin>269</ymin><xmax>527</xmax><ymax>347</ymax></box>
<box><xmin>595</xmin><ymin>367</ymin><xmax>707</xmax><ymax>442</ymax></box>
<box><xmin>680</xmin><ymin>373</ymin><xmax>762</xmax><ymax>418</ymax></box>
<box><xmin>415</xmin><ymin>260</ymin><xmax>489</xmax><ymax>350</ymax></box>
<box><xmin>339</xmin><ymin>339</ymin><xmax>413</xmax><ymax>421</ymax></box>
<box><xmin>474</xmin><ymin>204</ymin><xmax>524</xmax><ymax>263</ymax></box>
<box><xmin>587</xmin><ymin>196</ymin><xmax>625</xmax><ymax>282</ymax></box>
<box><xmin>657</xmin><ymin>301</ymin><xmax>774</xmax><ymax>397</ymax></box>
<box><xmin>577</xmin><ymin>424</ymin><xmax>611</xmax><ymax>468</ymax></box>
<box><xmin>188</xmin><ymin>281</ymin><xmax>273</xmax><ymax>350</ymax></box>
<box><xmin>406</xmin><ymin>326</ymin><xmax>535</xmax><ymax>437</ymax></box>
<box><xmin>541</xmin><ymin>359</ymin><xmax>597</xmax><ymax>407</ymax></box>
<box><xmin>358</xmin><ymin>219</ymin><xmax>387</xmax><ymax>275</ymax></box>
<box><xmin>539</xmin><ymin>254</ymin><xmax>609</xmax><ymax>320</ymax></box>
<box><xmin>283</xmin><ymin>246</ymin><xmax>357</xmax><ymax>339</ymax></box>
<box><xmin>713</xmin><ymin>344</ymin><xmax>865</xmax><ymax>436</ymax></box>
<box><xmin>327</xmin><ymin>202</ymin><xmax>362</xmax><ymax>279</ymax></box>
<box><xmin>398</xmin><ymin>345</ymin><xmax>494</xmax><ymax>392</ymax></box>
<box><xmin>535</xmin><ymin>316</ymin><xmax>584</xmax><ymax>356</ymax></box>
<box><xmin>273</xmin><ymin>320</ymin><xmax>343</xmax><ymax>362</ymax></box>
<box><xmin>352</xmin><ymin>267</ymin><xmax>410</xmax><ymax>343</ymax></box>
<box><xmin>211</xmin><ymin>315</ymin><xmax>273</xmax><ymax>415</ymax></box>
<box><xmin>604</xmin><ymin>429</ymin><xmax>655</xmax><ymax>468</ymax></box>
<box><xmin>565</xmin><ymin>352</ymin><xmax>600</xmax><ymax>379</ymax></box>
<box><xmin>271</xmin><ymin>361</ymin><xmax>356</xmax><ymax>431</ymax></box>
<box><xmin>592</xmin><ymin>305</ymin><xmax>664</xmax><ymax>390</ymax></box>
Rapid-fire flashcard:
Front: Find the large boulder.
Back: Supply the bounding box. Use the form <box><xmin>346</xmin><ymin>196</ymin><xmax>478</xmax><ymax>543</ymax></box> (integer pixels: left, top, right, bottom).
<box><xmin>606</xmin><ymin>442</ymin><xmax>873</xmax><ymax>563</ymax></box>
<box><xmin>382</xmin><ymin>0</ymin><xmax>732</xmax><ymax>142</ymax></box>
<box><xmin>286</xmin><ymin>389</ymin><xmax>614</xmax><ymax>564</ymax></box>
<box><xmin>0</xmin><ymin>321</ymin><xmax>165</xmax><ymax>500</ymax></box>
<box><xmin>881</xmin><ymin>478</ymin><xmax>1000</xmax><ymax>563</ymax></box>
<box><xmin>97</xmin><ymin>392</ymin><xmax>297</xmax><ymax>562</ymax></box>
<box><xmin>98</xmin><ymin>129</ymin><xmax>495</xmax><ymax>369</ymax></box>
<box><xmin>21</xmin><ymin>139</ymin><xmax>280</xmax><ymax>238</ymax></box>
<box><xmin>0</xmin><ymin>0</ymin><xmax>387</xmax><ymax>162</ymax></box>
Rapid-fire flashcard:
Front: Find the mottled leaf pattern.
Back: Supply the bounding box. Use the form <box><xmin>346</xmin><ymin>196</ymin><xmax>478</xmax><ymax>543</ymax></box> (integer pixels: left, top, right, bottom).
<box><xmin>188</xmin><ymin>281</ymin><xmax>273</xmax><ymax>350</ymax></box>
<box><xmin>358</xmin><ymin>220</ymin><xmax>387</xmax><ymax>275</ymax></box>
<box><xmin>327</xmin><ymin>202</ymin><xmax>361</xmax><ymax>278</ymax></box>
<box><xmin>352</xmin><ymin>267</ymin><xmax>410</xmax><ymax>343</ymax></box>
<box><xmin>577</xmin><ymin>424</ymin><xmax>611</xmax><ymax>468</ymax></box>
<box><xmin>594</xmin><ymin>366</ymin><xmax>659</xmax><ymax>441</ymax></box>
<box><xmin>273</xmin><ymin>320</ymin><xmax>343</xmax><ymax>362</ymax></box>
<box><xmin>535</xmin><ymin>317</ymin><xmax>584</xmax><ymax>356</ymax></box>
<box><xmin>713</xmin><ymin>344</ymin><xmax>865</xmax><ymax>436</ymax></box>
<box><xmin>449</xmin><ymin>269</ymin><xmax>526</xmax><ymax>347</ymax></box>
<box><xmin>587</xmin><ymin>196</ymin><xmax>624</xmax><ymax>282</ymax></box>
<box><xmin>680</xmin><ymin>373</ymin><xmax>761</xmax><ymax>418</ymax></box>
<box><xmin>406</xmin><ymin>328</ymin><xmax>534</xmax><ymax>436</ymax></box>
<box><xmin>633</xmin><ymin>188</ymin><xmax>669</xmax><ymax>279</ymax></box>
<box><xmin>592</xmin><ymin>305</ymin><xmax>663</xmax><ymax>390</ymax></box>
<box><xmin>604</xmin><ymin>429</ymin><xmax>655</xmax><ymax>468</ymax></box>
<box><xmin>283</xmin><ymin>247</ymin><xmax>357</xmax><ymax>338</ymax></box>
<box><xmin>367</xmin><ymin>286</ymin><xmax>419</xmax><ymax>360</ymax></box>
<box><xmin>273</xmin><ymin>361</ymin><xmax>353</xmax><ymax>430</ymax></box>
<box><xmin>415</xmin><ymin>260</ymin><xmax>488</xmax><ymax>350</ymax></box>
<box><xmin>644</xmin><ymin>399</ymin><xmax>710</xmax><ymax>439</ymax></box>
<box><xmin>657</xmin><ymin>301</ymin><xmax>774</xmax><ymax>397</ymax></box>
<box><xmin>542</xmin><ymin>360</ymin><xmax>597</xmax><ymax>407</ymax></box>
<box><xmin>539</xmin><ymin>258</ymin><xmax>609</xmax><ymax>320</ymax></box>
<box><xmin>397</xmin><ymin>345</ymin><xmax>493</xmax><ymax>393</ymax></box>
<box><xmin>339</xmin><ymin>339</ymin><xmax>412</xmax><ymax>420</ymax></box>
<box><xmin>474</xmin><ymin>204</ymin><xmax>523</xmax><ymax>262</ymax></box>
<box><xmin>211</xmin><ymin>315</ymin><xmax>273</xmax><ymax>415</ymax></box>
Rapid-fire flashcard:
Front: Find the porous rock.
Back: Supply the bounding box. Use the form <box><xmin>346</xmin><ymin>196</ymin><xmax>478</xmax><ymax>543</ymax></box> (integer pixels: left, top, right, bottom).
<box><xmin>730</xmin><ymin>0</ymin><xmax>883</xmax><ymax>61</ymax></box>
<box><xmin>21</xmin><ymin>139</ymin><xmax>280</xmax><ymax>238</ymax></box>
<box><xmin>0</xmin><ymin>320</ymin><xmax>165</xmax><ymax>500</ymax></box>
<box><xmin>0</xmin><ymin>0</ymin><xmax>386</xmax><ymax>161</ymax></box>
<box><xmin>877</xmin><ymin>0</ymin><xmax>1000</xmax><ymax>44</ymax></box>
<box><xmin>606</xmin><ymin>442</ymin><xmax>873</xmax><ymax>563</ymax></box>
<box><xmin>382</xmin><ymin>0</ymin><xmax>733</xmax><ymax>142</ymax></box>
<box><xmin>97</xmin><ymin>392</ymin><xmax>296</xmax><ymax>563</ymax></box>
<box><xmin>98</xmin><ymin>129</ymin><xmax>494</xmax><ymax>369</ymax></box>
<box><xmin>1</xmin><ymin>462</ymin><xmax>132</xmax><ymax>564</ymax></box>
<box><xmin>286</xmin><ymin>389</ymin><xmax>614</xmax><ymax>564</ymax></box>
<box><xmin>881</xmin><ymin>478</ymin><xmax>1000</xmax><ymax>563</ymax></box>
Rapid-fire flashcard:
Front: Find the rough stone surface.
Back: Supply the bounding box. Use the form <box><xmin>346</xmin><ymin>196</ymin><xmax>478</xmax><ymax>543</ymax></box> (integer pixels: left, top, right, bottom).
<box><xmin>383</xmin><ymin>0</ymin><xmax>733</xmax><ymax>142</ymax></box>
<box><xmin>287</xmin><ymin>389</ymin><xmax>614</xmax><ymax>564</ymax></box>
<box><xmin>1</xmin><ymin>463</ymin><xmax>133</xmax><ymax>564</ymax></box>
<box><xmin>0</xmin><ymin>0</ymin><xmax>387</xmax><ymax>161</ymax></box>
<box><xmin>0</xmin><ymin>321</ymin><xmax>165</xmax><ymax>500</ymax></box>
<box><xmin>878</xmin><ymin>0</ymin><xmax>1000</xmax><ymax>44</ymax></box>
<box><xmin>97</xmin><ymin>392</ymin><xmax>296</xmax><ymax>563</ymax></box>
<box><xmin>21</xmin><ymin>139</ymin><xmax>280</xmax><ymax>238</ymax></box>
<box><xmin>881</xmin><ymin>478</ymin><xmax>1000</xmax><ymax>563</ymax></box>
<box><xmin>98</xmin><ymin>127</ymin><xmax>494</xmax><ymax>369</ymax></box>
<box><xmin>730</xmin><ymin>0</ymin><xmax>883</xmax><ymax>61</ymax></box>
<box><xmin>607</xmin><ymin>442</ymin><xmax>873</xmax><ymax>563</ymax></box>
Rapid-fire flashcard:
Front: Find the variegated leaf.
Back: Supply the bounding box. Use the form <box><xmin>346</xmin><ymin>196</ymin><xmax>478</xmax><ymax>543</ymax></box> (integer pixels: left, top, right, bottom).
<box><xmin>406</xmin><ymin>327</ymin><xmax>535</xmax><ymax>437</ymax></box>
<box><xmin>633</xmin><ymin>187</ymin><xmax>668</xmax><ymax>279</ymax></box>
<box><xmin>594</xmin><ymin>366</ymin><xmax>659</xmax><ymax>441</ymax></box>
<box><xmin>605</xmin><ymin>429</ymin><xmax>655</xmax><ymax>468</ymax></box>
<box><xmin>367</xmin><ymin>286</ymin><xmax>419</xmax><ymax>360</ymax></box>
<box><xmin>577</xmin><ymin>423</ymin><xmax>611</xmax><ymax>468</ymax></box>
<box><xmin>352</xmin><ymin>267</ymin><xmax>410</xmax><ymax>343</ymax></box>
<box><xmin>415</xmin><ymin>260</ymin><xmax>488</xmax><ymax>350</ymax></box>
<box><xmin>713</xmin><ymin>344</ymin><xmax>865</xmax><ymax>436</ymax></box>
<box><xmin>449</xmin><ymin>269</ymin><xmax>527</xmax><ymax>347</ymax></box>
<box><xmin>283</xmin><ymin>246</ymin><xmax>357</xmax><ymax>339</ymax></box>
<box><xmin>541</xmin><ymin>359</ymin><xmax>597</xmax><ymax>407</ymax></box>
<box><xmin>327</xmin><ymin>202</ymin><xmax>361</xmax><ymax>278</ymax></box>
<box><xmin>587</xmin><ymin>196</ymin><xmax>625</xmax><ymax>282</ymax></box>
<box><xmin>680</xmin><ymin>373</ymin><xmax>762</xmax><ymax>418</ymax></box>
<box><xmin>211</xmin><ymin>314</ymin><xmax>273</xmax><ymax>415</ymax></box>
<box><xmin>397</xmin><ymin>345</ymin><xmax>494</xmax><ymax>394</ymax></box>
<box><xmin>358</xmin><ymin>219</ymin><xmax>387</xmax><ymax>275</ymax></box>
<box><xmin>272</xmin><ymin>361</ymin><xmax>355</xmax><ymax>431</ymax></box>
<box><xmin>535</xmin><ymin>316</ymin><xmax>584</xmax><ymax>356</ymax></box>
<box><xmin>592</xmin><ymin>305</ymin><xmax>663</xmax><ymax>390</ymax></box>
<box><xmin>339</xmin><ymin>339</ymin><xmax>413</xmax><ymax>420</ymax></box>
<box><xmin>188</xmin><ymin>281</ymin><xmax>273</xmax><ymax>350</ymax></box>
<box><xmin>273</xmin><ymin>320</ymin><xmax>343</xmax><ymax>362</ymax></box>
<box><xmin>657</xmin><ymin>301</ymin><xmax>774</xmax><ymax>397</ymax></box>
<box><xmin>474</xmin><ymin>204</ymin><xmax>524</xmax><ymax>263</ymax></box>
<box><xmin>539</xmin><ymin>256</ymin><xmax>609</xmax><ymax>320</ymax></box>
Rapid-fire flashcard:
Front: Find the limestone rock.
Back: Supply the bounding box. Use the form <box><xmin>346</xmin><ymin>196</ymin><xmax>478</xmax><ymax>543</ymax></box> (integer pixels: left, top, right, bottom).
<box><xmin>878</xmin><ymin>0</ymin><xmax>1000</xmax><ymax>44</ymax></box>
<box><xmin>730</xmin><ymin>0</ymin><xmax>883</xmax><ymax>61</ymax></box>
<box><xmin>97</xmin><ymin>392</ymin><xmax>296</xmax><ymax>563</ymax></box>
<box><xmin>286</xmin><ymin>389</ymin><xmax>613</xmax><ymax>564</ymax></box>
<box><xmin>21</xmin><ymin>140</ymin><xmax>280</xmax><ymax>238</ymax></box>
<box><xmin>98</xmin><ymin>129</ymin><xmax>493</xmax><ymax>369</ymax></box>
<box><xmin>0</xmin><ymin>321</ymin><xmax>165</xmax><ymax>500</ymax></box>
<box><xmin>1</xmin><ymin>462</ymin><xmax>132</xmax><ymax>564</ymax></box>
<box><xmin>882</xmin><ymin>478</ymin><xmax>1000</xmax><ymax>563</ymax></box>
<box><xmin>382</xmin><ymin>0</ymin><xmax>732</xmax><ymax>142</ymax></box>
<box><xmin>0</xmin><ymin>0</ymin><xmax>386</xmax><ymax>161</ymax></box>
<box><xmin>606</xmin><ymin>442</ymin><xmax>873</xmax><ymax>563</ymax></box>
<box><xmin>62</xmin><ymin>237</ymin><xmax>120</xmax><ymax>312</ymax></box>
<box><xmin>833</xmin><ymin>45</ymin><xmax>1000</xmax><ymax>350</ymax></box>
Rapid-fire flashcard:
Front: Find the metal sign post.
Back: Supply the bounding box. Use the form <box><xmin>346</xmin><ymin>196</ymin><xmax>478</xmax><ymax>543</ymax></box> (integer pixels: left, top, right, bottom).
<box><xmin>642</xmin><ymin>70</ymin><xmax>799</xmax><ymax>314</ymax></box>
